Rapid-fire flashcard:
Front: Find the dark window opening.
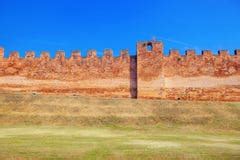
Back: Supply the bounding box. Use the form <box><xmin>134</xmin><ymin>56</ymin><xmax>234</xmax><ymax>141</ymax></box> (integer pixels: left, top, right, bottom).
<box><xmin>147</xmin><ymin>43</ymin><xmax>153</xmax><ymax>52</ymax></box>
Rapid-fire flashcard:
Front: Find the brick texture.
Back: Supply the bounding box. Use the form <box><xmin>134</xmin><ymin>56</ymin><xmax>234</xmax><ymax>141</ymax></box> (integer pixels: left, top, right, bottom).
<box><xmin>0</xmin><ymin>41</ymin><xmax>239</xmax><ymax>101</ymax></box>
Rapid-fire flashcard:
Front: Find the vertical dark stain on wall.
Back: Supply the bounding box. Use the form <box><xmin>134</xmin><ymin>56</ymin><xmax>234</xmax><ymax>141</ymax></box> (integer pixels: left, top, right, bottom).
<box><xmin>130</xmin><ymin>55</ymin><xmax>137</xmax><ymax>98</ymax></box>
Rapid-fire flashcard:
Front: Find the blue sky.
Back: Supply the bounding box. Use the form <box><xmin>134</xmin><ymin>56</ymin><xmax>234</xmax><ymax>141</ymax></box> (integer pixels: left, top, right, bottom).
<box><xmin>0</xmin><ymin>0</ymin><xmax>240</xmax><ymax>57</ymax></box>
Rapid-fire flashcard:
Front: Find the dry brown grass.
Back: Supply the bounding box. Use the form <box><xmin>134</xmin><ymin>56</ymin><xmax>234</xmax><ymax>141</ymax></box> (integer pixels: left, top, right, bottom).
<box><xmin>0</xmin><ymin>91</ymin><xmax>239</xmax><ymax>159</ymax></box>
<box><xmin>0</xmin><ymin>91</ymin><xmax>239</xmax><ymax>131</ymax></box>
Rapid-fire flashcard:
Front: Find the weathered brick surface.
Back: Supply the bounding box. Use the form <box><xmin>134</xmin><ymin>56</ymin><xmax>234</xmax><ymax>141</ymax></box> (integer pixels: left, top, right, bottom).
<box><xmin>0</xmin><ymin>48</ymin><xmax>134</xmax><ymax>98</ymax></box>
<box><xmin>137</xmin><ymin>41</ymin><xmax>240</xmax><ymax>101</ymax></box>
<box><xmin>0</xmin><ymin>41</ymin><xmax>239</xmax><ymax>101</ymax></box>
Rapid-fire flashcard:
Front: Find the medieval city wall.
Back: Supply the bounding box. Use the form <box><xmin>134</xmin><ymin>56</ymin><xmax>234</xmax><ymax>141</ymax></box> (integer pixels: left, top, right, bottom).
<box><xmin>0</xmin><ymin>48</ymin><xmax>137</xmax><ymax>98</ymax></box>
<box><xmin>0</xmin><ymin>40</ymin><xmax>239</xmax><ymax>101</ymax></box>
<box><xmin>137</xmin><ymin>41</ymin><xmax>240</xmax><ymax>101</ymax></box>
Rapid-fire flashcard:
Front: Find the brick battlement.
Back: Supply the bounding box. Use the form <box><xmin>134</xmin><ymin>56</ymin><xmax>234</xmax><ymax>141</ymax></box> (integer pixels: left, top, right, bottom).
<box><xmin>0</xmin><ymin>45</ymin><xmax>239</xmax><ymax>60</ymax></box>
<box><xmin>0</xmin><ymin>48</ymin><xmax>132</xmax><ymax>59</ymax></box>
<box><xmin>0</xmin><ymin>41</ymin><xmax>239</xmax><ymax>101</ymax></box>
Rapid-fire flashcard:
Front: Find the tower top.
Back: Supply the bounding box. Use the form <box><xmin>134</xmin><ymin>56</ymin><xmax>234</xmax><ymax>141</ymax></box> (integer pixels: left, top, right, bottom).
<box><xmin>137</xmin><ymin>40</ymin><xmax>163</xmax><ymax>56</ymax></box>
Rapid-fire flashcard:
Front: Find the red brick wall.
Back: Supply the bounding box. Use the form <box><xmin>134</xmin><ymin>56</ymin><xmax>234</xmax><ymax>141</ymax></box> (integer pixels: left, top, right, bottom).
<box><xmin>0</xmin><ymin>48</ymin><xmax>134</xmax><ymax>98</ymax></box>
<box><xmin>0</xmin><ymin>41</ymin><xmax>239</xmax><ymax>101</ymax></box>
<box><xmin>137</xmin><ymin>41</ymin><xmax>240</xmax><ymax>101</ymax></box>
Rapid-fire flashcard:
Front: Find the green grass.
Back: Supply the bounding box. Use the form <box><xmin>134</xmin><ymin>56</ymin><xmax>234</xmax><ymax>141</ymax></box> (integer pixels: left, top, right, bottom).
<box><xmin>0</xmin><ymin>126</ymin><xmax>239</xmax><ymax>160</ymax></box>
<box><xmin>0</xmin><ymin>91</ymin><xmax>239</xmax><ymax>159</ymax></box>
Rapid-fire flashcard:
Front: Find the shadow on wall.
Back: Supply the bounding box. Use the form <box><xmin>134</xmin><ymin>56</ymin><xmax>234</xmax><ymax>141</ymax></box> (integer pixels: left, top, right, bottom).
<box><xmin>130</xmin><ymin>55</ymin><xmax>137</xmax><ymax>98</ymax></box>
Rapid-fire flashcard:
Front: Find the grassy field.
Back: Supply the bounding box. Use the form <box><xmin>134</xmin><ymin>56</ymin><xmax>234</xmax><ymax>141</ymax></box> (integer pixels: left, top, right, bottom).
<box><xmin>0</xmin><ymin>92</ymin><xmax>239</xmax><ymax>159</ymax></box>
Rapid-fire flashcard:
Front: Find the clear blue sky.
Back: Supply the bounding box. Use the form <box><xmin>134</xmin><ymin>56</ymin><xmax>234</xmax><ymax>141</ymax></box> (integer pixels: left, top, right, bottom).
<box><xmin>0</xmin><ymin>0</ymin><xmax>240</xmax><ymax>57</ymax></box>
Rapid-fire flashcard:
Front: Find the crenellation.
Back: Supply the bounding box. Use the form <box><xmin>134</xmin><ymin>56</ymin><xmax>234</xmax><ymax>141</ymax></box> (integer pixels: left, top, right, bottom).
<box><xmin>202</xmin><ymin>50</ymin><xmax>213</xmax><ymax>56</ymax></box>
<box><xmin>119</xmin><ymin>49</ymin><xmax>130</xmax><ymax>63</ymax></box>
<box><xmin>55</xmin><ymin>51</ymin><xmax>66</xmax><ymax>63</ymax></box>
<box><xmin>185</xmin><ymin>49</ymin><xmax>196</xmax><ymax>57</ymax></box>
<box><xmin>152</xmin><ymin>41</ymin><xmax>163</xmax><ymax>55</ymax></box>
<box><xmin>1</xmin><ymin>47</ymin><xmax>239</xmax><ymax>61</ymax></box>
<box><xmin>25</xmin><ymin>51</ymin><xmax>35</xmax><ymax>59</ymax></box>
<box><xmin>103</xmin><ymin>49</ymin><xmax>114</xmax><ymax>65</ymax></box>
<box><xmin>86</xmin><ymin>50</ymin><xmax>100</xmax><ymax>67</ymax></box>
<box><xmin>103</xmin><ymin>49</ymin><xmax>113</xmax><ymax>57</ymax></box>
<box><xmin>218</xmin><ymin>50</ymin><xmax>229</xmax><ymax>55</ymax></box>
<box><xmin>137</xmin><ymin>42</ymin><xmax>149</xmax><ymax>53</ymax></box>
<box><xmin>40</xmin><ymin>51</ymin><xmax>50</xmax><ymax>61</ymax></box>
<box><xmin>137</xmin><ymin>41</ymin><xmax>240</xmax><ymax>101</ymax></box>
<box><xmin>169</xmin><ymin>49</ymin><xmax>180</xmax><ymax>59</ymax></box>
<box><xmin>137</xmin><ymin>41</ymin><xmax>163</xmax><ymax>57</ymax></box>
<box><xmin>234</xmin><ymin>50</ymin><xmax>240</xmax><ymax>63</ymax></box>
<box><xmin>201</xmin><ymin>50</ymin><xmax>214</xmax><ymax>61</ymax></box>
<box><xmin>137</xmin><ymin>42</ymin><xmax>151</xmax><ymax>57</ymax></box>
<box><xmin>218</xmin><ymin>50</ymin><xmax>230</xmax><ymax>59</ymax></box>
<box><xmin>234</xmin><ymin>49</ymin><xmax>240</xmax><ymax>56</ymax></box>
<box><xmin>0</xmin><ymin>47</ymin><xmax>4</xmax><ymax>59</ymax></box>
<box><xmin>0</xmin><ymin>40</ymin><xmax>239</xmax><ymax>101</ymax></box>
<box><xmin>70</xmin><ymin>50</ymin><xmax>81</xmax><ymax>60</ymax></box>
<box><xmin>87</xmin><ymin>50</ymin><xmax>97</xmax><ymax>58</ymax></box>
<box><xmin>9</xmin><ymin>51</ymin><xmax>20</xmax><ymax>60</ymax></box>
<box><xmin>120</xmin><ymin>49</ymin><xmax>129</xmax><ymax>57</ymax></box>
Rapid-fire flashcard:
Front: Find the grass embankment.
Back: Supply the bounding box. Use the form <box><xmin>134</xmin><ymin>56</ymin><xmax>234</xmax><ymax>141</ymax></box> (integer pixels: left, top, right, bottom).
<box><xmin>0</xmin><ymin>92</ymin><xmax>239</xmax><ymax>159</ymax></box>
